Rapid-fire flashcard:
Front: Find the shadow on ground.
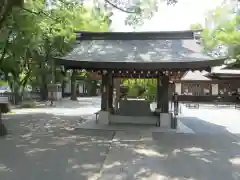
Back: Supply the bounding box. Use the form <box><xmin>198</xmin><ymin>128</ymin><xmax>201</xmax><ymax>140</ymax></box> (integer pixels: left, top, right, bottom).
<box><xmin>0</xmin><ymin>112</ymin><xmax>240</xmax><ymax>180</ymax></box>
<box><xmin>0</xmin><ymin>128</ymin><xmax>115</xmax><ymax>180</ymax></box>
<box><xmin>99</xmin><ymin>133</ymin><xmax>240</xmax><ymax>179</ymax></box>
<box><xmin>180</xmin><ymin>116</ymin><xmax>240</xmax><ymax>138</ymax></box>
<box><xmin>2</xmin><ymin>113</ymin><xmax>95</xmax><ymax>136</ymax></box>
<box><xmin>98</xmin><ymin>119</ymin><xmax>240</xmax><ymax>180</ymax></box>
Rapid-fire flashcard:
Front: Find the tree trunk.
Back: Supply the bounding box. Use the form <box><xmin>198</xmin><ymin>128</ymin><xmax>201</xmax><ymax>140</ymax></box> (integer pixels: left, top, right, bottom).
<box><xmin>0</xmin><ymin>108</ymin><xmax>7</xmax><ymax>136</ymax></box>
<box><xmin>14</xmin><ymin>92</ymin><xmax>22</xmax><ymax>105</ymax></box>
<box><xmin>70</xmin><ymin>70</ymin><xmax>77</xmax><ymax>101</ymax></box>
<box><xmin>39</xmin><ymin>59</ymin><xmax>48</xmax><ymax>101</ymax></box>
<box><xmin>40</xmin><ymin>80</ymin><xmax>48</xmax><ymax>101</ymax></box>
<box><xmin>60</xmin><ymin>68</ymin><xmax>67</xmax><ymax>98</ymax></box>
<box><xmin>62</xmin><ymin>80</ymin><xmax>65</xmax><ymax>97</ymax></box>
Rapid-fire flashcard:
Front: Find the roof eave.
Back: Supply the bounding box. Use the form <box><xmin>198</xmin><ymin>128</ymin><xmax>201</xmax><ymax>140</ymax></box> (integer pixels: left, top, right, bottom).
<box><xmin>55</xmin><ymin>57</ymin><xmax>226</xmax><ymax>71</ymax></box>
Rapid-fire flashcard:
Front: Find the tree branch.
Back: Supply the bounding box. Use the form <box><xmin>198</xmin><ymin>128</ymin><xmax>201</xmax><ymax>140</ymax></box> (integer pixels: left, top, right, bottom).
<box><xmin>0</xmin><ymin>0</ymin><xmax>13</xmax><ymax>29</ymax></box>
<box><xmin>21</xmin><ymin>7</ymin><xmax>60</xmax><ymax>22</ymax></box>
<box><xmin>0</xmin><ymin>30</ymin><xmax>12</xmax><ymax>65</ymax></box>
<box><xmin>104</xmin><ymin>0</ymin><xmax>139</xmax><ymax>14</ymax></box>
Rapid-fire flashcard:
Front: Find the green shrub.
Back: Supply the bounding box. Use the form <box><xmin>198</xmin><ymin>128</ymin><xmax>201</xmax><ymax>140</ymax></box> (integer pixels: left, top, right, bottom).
<box><xmin>0</xmin><ymin>81</ymin><xmax>8</xmax><ymax>86</ymax></box>
<box><xmin>0</xmin><ymin>103</ymin><xmax>10</xmax><ymax>113</ymax></box>
<box><xmin>19</xmin><ymin>102</ymin><xmax>37</xmax><ymax>108</ymax></box>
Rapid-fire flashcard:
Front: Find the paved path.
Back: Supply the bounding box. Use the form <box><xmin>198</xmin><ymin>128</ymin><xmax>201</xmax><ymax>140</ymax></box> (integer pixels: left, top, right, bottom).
<box><xmin>0</xmin><ymin>98</ymin><xmax>240</xmax><ymax>180</ymax></box>
<box><xmin>0</xmin><ymin>128</ymin><xmax>114</xmax><ymax>180</ymax></box>
<box><xmin>180</xmin><ymin>105</ymin><xmax>240</xmax><ymax>139</ymax></box>
<box><xmin>99</xmin><ymin>132</ymin><xmax>240</xmax><ymax>180</ymax></box>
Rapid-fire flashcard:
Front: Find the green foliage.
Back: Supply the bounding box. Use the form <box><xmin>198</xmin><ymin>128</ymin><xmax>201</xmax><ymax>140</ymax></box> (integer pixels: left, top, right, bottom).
<box><xmin>122</xmin><ymin>79</ymin><xmax>157</xmax><ymax>100</ymax></box>
<box><xmin>19</xmin><ymin>101</ymin><xmax>37</xmax><ymax>108</ymax></box>
<box><xmin>189</xmin><ymin>23</ymin><xmax>203</xmax><ymax>30</ymax></box>
<box><xmin>0</xmin><ymin>0</ymin><xmax>110</xmax><ymax>102</ymax></box>
<box><xmin>0</xmin><ymin>81</ymin><xmax>7</xmax><ymax>86</ymax></box>
<box><xmin>123</xmin><ymin>0</ymin><xmax>178</xmax><ymax>27</ymax></box>
<box><xmin>0</xmin><ymin>103</ymin><xmax>10</xmax><ymax>113</ymax></box>
<box><xmin>201</xmin><ymin>5</ymin><xmax>240</xmax><ymax>62</ymax></box>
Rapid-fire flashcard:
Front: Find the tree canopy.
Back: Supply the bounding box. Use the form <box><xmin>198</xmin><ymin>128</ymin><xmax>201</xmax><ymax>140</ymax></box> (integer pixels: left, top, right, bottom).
<box><xmin>104</xmin><ymin>0</ymin><xmax>178</xmax><ymax>26</ymax></box>
<box><xmin>0</xmin><ymin>0</ymin><xmax>179</xmax><ymax>29</ymax></box>
<box><xmin>0</xmin><ymin>0</ymin><xmax>110</xmax><ymax>102</ymax></box>
<box><xmin>200</xmin><ymin>5</ymin><xmax>240</xmax><ymax>60</ymax></box>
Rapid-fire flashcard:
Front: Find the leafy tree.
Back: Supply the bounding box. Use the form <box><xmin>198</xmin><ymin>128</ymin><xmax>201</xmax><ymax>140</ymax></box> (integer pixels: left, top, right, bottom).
<box><xmin>0</xmin><ymin>0</ymin><xmax>110</xmax><ymax>102</ymax></box>
<box><xmin>200</xmin><ymin>5</ymin><xmax>240</xmax><ymax>61</ymax></box>
<box><xmin>104</xmin><ymin>0</ymin><xmax>178</xmax><ymax>26</ymax></box>
<box><xmin>0</xmin><ymin>0</ymin><xmax>24</xmax><ymax>29</ymax></box>
<box><xmin>1</xmin><ymin>0</ymin><xmax>179</xmax><ymax>30</ymax></box>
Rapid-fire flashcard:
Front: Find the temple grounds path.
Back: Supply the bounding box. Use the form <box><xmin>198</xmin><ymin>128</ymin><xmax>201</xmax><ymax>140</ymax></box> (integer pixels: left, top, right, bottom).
<box><xmin>0</xmin><ymin>98</ymin><xmax>239</xmax><ymax>180</ymax></box>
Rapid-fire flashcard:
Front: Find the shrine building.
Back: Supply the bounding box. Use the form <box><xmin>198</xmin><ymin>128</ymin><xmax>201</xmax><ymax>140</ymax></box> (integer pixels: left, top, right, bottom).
<box><xmin>55</xmin><ymin>31</ymin><xmax>226</xmax><ymax>129</ymax></box>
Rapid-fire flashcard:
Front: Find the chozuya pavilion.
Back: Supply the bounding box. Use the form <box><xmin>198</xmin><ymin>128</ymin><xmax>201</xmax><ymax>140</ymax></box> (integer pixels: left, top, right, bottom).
<box><xmin>56</xmin><ymin>30</ymin><xmax>226</xmax><ymax>129</ymax></box>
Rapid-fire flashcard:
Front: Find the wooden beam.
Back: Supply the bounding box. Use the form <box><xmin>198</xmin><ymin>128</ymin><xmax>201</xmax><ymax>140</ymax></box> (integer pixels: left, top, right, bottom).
<box><xmin>101</xmin><ymin>73</ymin><xmax>108</xmax><ymax>111</ymax></box>
<box><xmin>107</xmin><ymin>72</ymin><xmax>113</xmax><ymax>113</ymax></box>
<box><xmin>161</xmin><ymin>75</ymin><xmax>169</xmax><ymax>113</ymax></box>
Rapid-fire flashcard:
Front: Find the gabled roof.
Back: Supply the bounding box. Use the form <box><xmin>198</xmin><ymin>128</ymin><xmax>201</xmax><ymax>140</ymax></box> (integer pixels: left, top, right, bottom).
<box><xmin>211</xmin><ymin>65</ymin><xmax>240</xmax><ymax>75</ymax></box>
<box><xmin>181</xmin><ymin>70</ymin><xmax>211</xmax><ymax>81</ymax></box>
<box><xmin>56</xmin><ymin>31</ymin><xmax>226</xmax><ymax>70</ymax></box>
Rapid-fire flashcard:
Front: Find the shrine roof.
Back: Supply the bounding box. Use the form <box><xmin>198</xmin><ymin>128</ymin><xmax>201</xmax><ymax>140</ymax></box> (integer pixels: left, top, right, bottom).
<box><xmin>181</xmin><ymin>70</ymin><xmax>211</xmax><ymax>81</ymax></box>
<box><xmin>56</xmin><ymin>31</ymin><xmax>226</xmax><ymax>70</ymax></box>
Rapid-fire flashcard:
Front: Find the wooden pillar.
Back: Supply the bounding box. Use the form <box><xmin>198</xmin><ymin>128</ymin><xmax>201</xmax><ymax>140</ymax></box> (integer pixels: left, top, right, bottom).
<box><xmin>156</xmin><ymin>76</ymin><xmax>162</xmax><ymax>109</ymax></box>
<box><xmin>161</xmin><ymin>75</ymin><xmax>169</xmax><ymax>113</ymax></box>
<box><xmin>114</xmin><ymin>78</ymin><xmax>120</xmax><ymax>110</ymax></box>
<box><xmin>107</xmin><ymin>72</ymin><xmax>113</xmax><ymax>113</ymax></box>
<box><xmin>101</xmin><ymin>73</ymin><xmax>108</xmax><ymax>111</ymax></box>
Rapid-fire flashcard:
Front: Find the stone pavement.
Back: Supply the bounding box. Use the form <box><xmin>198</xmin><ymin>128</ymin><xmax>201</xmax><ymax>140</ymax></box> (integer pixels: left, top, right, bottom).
<box><xmin>0</xmin><ymin>128</ymin><xmax>115</xmax><ymax>180</ymax></box>
<box><xmin>0</xmin><ymin>98</ymin><xmax>240</xmax><ymax>180</ymax></box>
<box><xmin>1</xmin><ymin>122</ymin><xmax>240</xmax><ymax>180</ymax></box>
<box><xmin>99</xmin><ymin>131</ymin><xmax>240</xmax><ymax>180</ymax></box>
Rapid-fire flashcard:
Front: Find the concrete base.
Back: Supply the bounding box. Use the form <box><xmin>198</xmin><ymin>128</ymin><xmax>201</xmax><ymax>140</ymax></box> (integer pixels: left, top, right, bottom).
<box><xmin>109</xmin><ymin>115</ymin><xmax>157</xmax><ymax>125</ymax></box>
<box><xmin>160</xmin><ymin>113</ymin><xmax>172</xmax><ymax>128</ymax></box>
<box><xmin>98</xmin><ymin>111</ymin><xmax>110</xmax><ymax>125</ymax></box>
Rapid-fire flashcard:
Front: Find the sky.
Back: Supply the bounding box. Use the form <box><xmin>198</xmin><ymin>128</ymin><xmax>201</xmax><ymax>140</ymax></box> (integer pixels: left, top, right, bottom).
<box><xmin>110</xmin><ymin>0</ymin><xmax>226</xmax><ymax>31</ymax></box>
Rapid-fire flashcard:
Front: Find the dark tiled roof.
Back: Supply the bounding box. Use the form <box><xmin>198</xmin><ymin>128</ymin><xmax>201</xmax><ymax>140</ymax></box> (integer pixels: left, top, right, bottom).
<box><xmin>61</xmin><ymin>39</ymin><xmax>213</xmax><ymax>63</ymax></box>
